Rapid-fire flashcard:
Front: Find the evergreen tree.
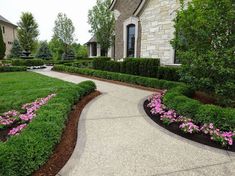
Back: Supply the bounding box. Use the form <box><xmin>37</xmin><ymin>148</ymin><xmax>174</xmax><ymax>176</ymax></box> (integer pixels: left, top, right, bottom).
<box><xmin>36</xmin><ymin>41</ymin><xmax>52</xmax><ymax>60</ymax></box>
<box><xmin>0</xmin><ymin>27</ymin><xmax>6</xmax><ymax>59</ymax></box>
<box><xmin>9</xmin><ymin>40</ymin><xmax>22</xmax><ymax>58</ymax></box>
<box><xmin>17</xmin><ymin>12</ymin><xmax>39</xmax><ymax>54</ymax></box>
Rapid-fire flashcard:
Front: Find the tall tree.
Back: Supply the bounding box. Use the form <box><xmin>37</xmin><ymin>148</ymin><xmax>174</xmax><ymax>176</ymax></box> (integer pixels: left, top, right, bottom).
<box><xmin>48</xmin><ymin>37</ymin><xmax>64</xmax><ymax>60</ymax></box>
<box><xmin>71</xmin><ymin>43</ymin><xmax>88</xmax><ymax>59</ymax></box>
<box><xmin>0</xmin><ymin>27</ymin><xmax>6</xmax><ymax>59</ymax></box>
<box><xmin>53</xmin><ymin>13</ymin><xmax>75</xmax><ymax>58</ymax></box>
<box><xmin>9</xmin><ymin>40</ymin><xmax>22</xmax><ymax>58</ymax></box>
<box><xmin>17</xmin><ymin>12</ymin><xmax>39</xmax><ymax>54</ymax></box>
<box><xmin>36</xmin><ymin>41</ymin><xmax>52</xmax><ymax>60</ymax></box>
<box><xmin>88</xmin><ymin>0</ymin><xmax>115</xmax><ymax>55</ymax></box>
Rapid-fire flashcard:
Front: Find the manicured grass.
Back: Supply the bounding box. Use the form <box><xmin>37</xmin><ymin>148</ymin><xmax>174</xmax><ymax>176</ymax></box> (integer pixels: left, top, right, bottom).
<box><xmin>0</xmin><ymin>72</ymin><xmax>74</xmax><ymax>114</ymax></box>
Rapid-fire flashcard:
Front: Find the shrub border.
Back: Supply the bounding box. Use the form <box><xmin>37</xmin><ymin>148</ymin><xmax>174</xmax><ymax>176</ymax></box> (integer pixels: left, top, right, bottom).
<box><xmin>0</xmin><ymin>80</ymin><xmax>96</xmax><ymax>176</ymax></box>
<box><xmin>52</xmin><ymin>65</ymin><xmax>235</xmax><ymax>131</ymax></box>
<box><xmin>0</xmin><ymin>66</ymin><xmax>27</xmax><ymax>72</ymax></box>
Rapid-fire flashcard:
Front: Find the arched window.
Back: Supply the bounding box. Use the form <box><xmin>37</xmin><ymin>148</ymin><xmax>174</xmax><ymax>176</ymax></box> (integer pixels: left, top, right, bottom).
<box><xmin>127</xmin><ymin>24</ymin><xmax>135</xmax><ymax>57</ymax></box>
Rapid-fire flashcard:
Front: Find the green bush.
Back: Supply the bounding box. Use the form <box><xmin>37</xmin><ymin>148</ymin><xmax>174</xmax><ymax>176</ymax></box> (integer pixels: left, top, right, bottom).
<box><xmin>93</xmin><ymin>57</ymin><xmax>161</xmax><ymax>78</ymax></box>
<box><xmin>93</xmin><ymin>57</ymin><xmax>111</xmax><ymax>70</ymax></box>
<box><xmin>157</xmin><ymin>67</ymin><xmax>180</xmax><ymax>81</ymax></box>
<box><xmin>53</xmin><ymin>65</ymin><xmax>235</xmax><ymax>131</ymax></box>
<box><xmin>0</xmin><ymin>80</ymin><xmax>96</xmax><ymax>176</ymax></box>
<box><xmin>92</xmin><ymin>57</ymin><xmax>181</xmax><ymax>81</ymax></box>
<box><xmin>12</xmin><ymin>59</ymin><xmax>44</xmax><ymax>66</ymax></box>
<box><xmin>64</xmin><ymin>60</ymin><xmax>93</xmax><ymax>68</ymax></box>
<box><xmin>0</xmin><ymin>66</ymin><xmax>27</xmax><ymax>72</ymax></box>
<box><xmin>171</xmin><ymin>0</ymin><xmax>235</xmax><ymax>106</ymax></box>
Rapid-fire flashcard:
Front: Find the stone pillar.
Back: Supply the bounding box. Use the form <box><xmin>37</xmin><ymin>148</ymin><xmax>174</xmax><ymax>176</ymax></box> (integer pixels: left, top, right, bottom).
<box><xmin>89</xmin><ymin>44</ymin><xmax>93</xmax><ymax>58</ymax></box>
<box><xmin>97</xmin><ymin>44</ymin><xmax>101</xmax><ymax>57</ymax></box>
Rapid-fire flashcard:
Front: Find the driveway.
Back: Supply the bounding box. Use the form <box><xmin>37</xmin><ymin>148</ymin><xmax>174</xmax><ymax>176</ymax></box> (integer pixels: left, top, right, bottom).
<box><xmin>34</xmin><ymin>68</ymin><xmax>235</xmax><ymax>176</ymax></box>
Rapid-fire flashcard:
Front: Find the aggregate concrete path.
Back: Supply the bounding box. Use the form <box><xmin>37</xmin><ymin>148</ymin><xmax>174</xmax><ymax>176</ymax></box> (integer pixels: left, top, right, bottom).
<box><xmin>34</xmin><ymin>68</ymin><xmax>235</xmax><ymax>176</ymax></box>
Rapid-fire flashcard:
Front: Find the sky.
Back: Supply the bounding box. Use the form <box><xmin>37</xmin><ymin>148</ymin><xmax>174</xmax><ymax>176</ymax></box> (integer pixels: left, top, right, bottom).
<box><xmin>0</xmin><ymin>0</ymin><xmax>97</xmax><ymax>44</ymax></box>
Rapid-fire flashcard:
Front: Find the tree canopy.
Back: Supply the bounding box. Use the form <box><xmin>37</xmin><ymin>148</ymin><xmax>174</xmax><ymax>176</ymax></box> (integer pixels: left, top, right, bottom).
<box><xmin>88</xmin><ymin>0</ymin><xmax>115</xmax><ymax>54</ymax></box>
<box><xmin>171</xmin><ymin>0</ymin><xmax>235</xmax><ymax>106</ymax></box>
<box><xmin>9</xmin><ymin>40</ymin><xmax>22</xmax><ymax>58</ymax></box>
<box><xmin>17</xmin><ymin>12</ymin><xmax>39</xmax><ymax>53</ymax></box>
<box><xmin>53</xmin><ymin>13</ymin><xmax>75</xmax><ymax>56</ymax></box>
<box><xmin>36</xmin><ymin>41</ymin><xmax>52</xmax><ymax>60</ymax></box>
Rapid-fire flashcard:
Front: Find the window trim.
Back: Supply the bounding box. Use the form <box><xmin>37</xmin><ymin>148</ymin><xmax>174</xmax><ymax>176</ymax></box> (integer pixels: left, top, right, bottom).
<box><xmin>123</xmin><ymin>17</ymin><xmax>139</xmax><ymax>58</ymax></box>
<box><xmin>126</xmin><ymin>24</ymin><xmax>136</xmax><ymax>57</ymax></box>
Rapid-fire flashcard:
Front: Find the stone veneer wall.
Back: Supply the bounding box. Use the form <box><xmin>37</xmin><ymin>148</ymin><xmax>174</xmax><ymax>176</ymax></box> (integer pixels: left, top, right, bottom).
<box><xmin>139</xmin><ymin>0</ymin><xmax>182</xmax><ymax>65</ymax></box>
<box><xmin>112</xmin><ymin>0</ymin><xmax>142</xmax><ymax>60</ymax></box>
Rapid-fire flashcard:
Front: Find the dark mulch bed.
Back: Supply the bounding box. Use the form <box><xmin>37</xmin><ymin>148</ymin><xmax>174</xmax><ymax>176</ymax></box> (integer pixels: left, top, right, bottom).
<box><xmin>144</xmin><ymin>100</ymin><xmax>235</xmax><ymax>152</ymax></box>
<box><xmin>33</xmin><ymin>91</ymin><xmax>101</xmax><ymax>176</ymax></box>
<box><xmin>193</xmin><ymin>91</ymin><xmax>217</xmax><ymax>105</ymax></box>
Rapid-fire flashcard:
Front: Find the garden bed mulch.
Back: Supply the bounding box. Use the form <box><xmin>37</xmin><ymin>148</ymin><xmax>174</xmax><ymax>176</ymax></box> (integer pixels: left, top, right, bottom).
<box><xmin>143</xmin><ymin>100</ymin><xmax>235</xmax><ymax>152</ymax></box>
<box><xmin>33</xmin><ymin>91</ymin><xmax>101</xmax><ymax>176</ymax></box>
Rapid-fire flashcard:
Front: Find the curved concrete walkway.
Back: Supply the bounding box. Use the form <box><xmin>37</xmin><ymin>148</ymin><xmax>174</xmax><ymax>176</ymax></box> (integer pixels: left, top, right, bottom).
<box><xmin>34</xmin><ymin>68</ymin><xmax>234</xmax><ymax>176</ymax></box>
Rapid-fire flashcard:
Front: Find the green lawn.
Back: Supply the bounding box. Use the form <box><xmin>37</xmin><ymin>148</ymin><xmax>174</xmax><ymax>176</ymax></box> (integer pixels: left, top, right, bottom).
<box><xmin>0</xmin><ymin>72</ymin><xmax>75</xmax><ymax>114</ymax></box>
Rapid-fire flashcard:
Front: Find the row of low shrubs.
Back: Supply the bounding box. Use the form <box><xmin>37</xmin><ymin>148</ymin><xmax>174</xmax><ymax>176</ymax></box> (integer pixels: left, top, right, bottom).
<box><xmin>64</xmin><ymin>60</ymin><xmax>93</xmax><ymax>68</ymax></box>
<box><xmin>11</xmin><ymin>59</ymin><xmax>44</xmax><ymax>66</ymax></box>
<box><xmin>53</xmin><ymin>65</ymin><xmax>235</xmax><ymax>131</ymax></box>
<box><xmin>0</xmin><ymin>80</ymin><xmax>96</xmax><ymax>176</ymax></box>
<box><xmin>93</xmin><ymin>57</ymin><xmax>180</xmax><ymax>81</ymax></box>
<box><xmin>0</xmin><ymin>66</ymin><xmax>27</xmax><ymax>72</ymax></box>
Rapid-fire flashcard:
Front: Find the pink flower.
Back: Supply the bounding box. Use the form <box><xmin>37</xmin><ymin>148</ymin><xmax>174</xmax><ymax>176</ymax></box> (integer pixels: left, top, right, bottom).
<box><xmin>8</xmin><ymin>124</ymin><xmax>27</xmax><ymax>136</ymax></box>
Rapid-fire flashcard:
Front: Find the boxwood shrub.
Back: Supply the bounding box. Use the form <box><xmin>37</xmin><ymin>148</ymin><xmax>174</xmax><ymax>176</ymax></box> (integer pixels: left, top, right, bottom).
<box><xmin>0</xmin><ymin>80</ymin><xmax>96</xmax><ymax>176</ymax></box>
<box><xmin>12</xmin><ymin>59</ymin><xmax>44</xmax><ymax>66</ymax></box>
<box><xmin>0</xmin><ymin>66</ymin><xmax>27</xmax><ymax>72</ymax></box>
<box><xmin>53</xmin><ymin>65</ymin><xmax>235</xmax><ymax>131</ymax></box>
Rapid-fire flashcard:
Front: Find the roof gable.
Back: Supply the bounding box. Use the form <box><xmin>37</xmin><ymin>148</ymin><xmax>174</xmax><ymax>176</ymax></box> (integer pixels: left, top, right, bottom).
<box><xmin>0</xmin><ymin>15</ymin><xmax>17</xmax><ymax>27</ymax></box>
<box><xmin>110</xmin><ymin>0</ymin><xmax>148</xmax><ymax>17</ymax></box>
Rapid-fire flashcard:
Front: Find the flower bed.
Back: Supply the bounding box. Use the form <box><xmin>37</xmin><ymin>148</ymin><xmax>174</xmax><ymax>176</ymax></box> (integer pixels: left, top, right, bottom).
<box><xmin>144</xmin><ymin>92</ymin><xmax>235</xmax><ymax>151</ymax></box>
<box><xmin>0</xmin><ymin>72</ymin><xmax>97</xmax><ymax>176</ymax></box>
<box><xmin>0</xmin><ymin>94</ymin><xmax>56</xmax><ymax>141</ymax></box>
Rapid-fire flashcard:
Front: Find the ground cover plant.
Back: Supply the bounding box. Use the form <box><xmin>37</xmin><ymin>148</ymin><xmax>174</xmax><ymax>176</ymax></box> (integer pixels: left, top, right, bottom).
<box><xmin>0</xmin><ymin>72</ymin><xmax>96</xmax><ymax>176</ymax></box>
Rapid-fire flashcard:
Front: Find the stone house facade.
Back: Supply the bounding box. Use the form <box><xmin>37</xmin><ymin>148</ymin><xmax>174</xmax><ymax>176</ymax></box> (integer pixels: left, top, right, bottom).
<box><xmin>110</xmin><ymin>0</ymin><xmax>189</xmax><ymax>65</ymax></box>
<box><xmin>0</xmin><ymin>15</ymin><xmax>17</xmax><ymax>57</ymax></box>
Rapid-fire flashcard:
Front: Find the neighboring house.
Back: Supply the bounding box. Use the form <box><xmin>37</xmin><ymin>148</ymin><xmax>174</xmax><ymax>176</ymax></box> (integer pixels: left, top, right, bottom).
<box><xmin>86</xmin><ymin>36</ymin><xmax>114</xmax><ymax>58</ymax></box>
<box><xmin>110</xmin><ymin>0</ymin><xmax>189</xmax><ymax>65</ymax></box>
<box><xmin>0</xmin><ymin>15</ymin><xmax>17</xmax><ymax>57</ymax></box>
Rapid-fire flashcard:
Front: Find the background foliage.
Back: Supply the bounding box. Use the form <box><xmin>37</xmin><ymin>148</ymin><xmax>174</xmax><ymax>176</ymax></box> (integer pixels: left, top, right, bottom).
<box><xmin>171</xmin><ymin>0</ymin><xmax>235</xmax><ymax>106</ymax></box>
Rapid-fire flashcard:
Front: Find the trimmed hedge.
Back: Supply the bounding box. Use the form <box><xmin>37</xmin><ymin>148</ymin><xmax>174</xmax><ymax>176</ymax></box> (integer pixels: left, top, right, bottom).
<box><xmin>0</xmin><ymin>80</ymin><xmax>96</xmax><ymax>176</ymax></box>
<box><xmin>64</xmin><ymin>60</ymin><xmax>93</xmax><ymax>68</ymax></box>
<box><xmin>53</xmin><ymin>65</ymin><xmax>235</xmax><ymax>131</ymax></box>
<box><xmin>93</xmin><ymin>57</ymin><xmax>111</xmax><ymax>70</ymax></box>
<box><xmin>12</xmin><ymin>59</ymin><xmax>44</xmax><ymax>66</ymax></box>
<box><xmin>0</xmin><ymin>66</ymin><xmax>27</xmax><ymax>72</ymax></box>
<box><xmin>157</xmin><ymin>67</ymin><xmax>180</xmax><ymax>82</ymax></box>
<box><xmin>92</xmin><ymin>57</ymin><xmax>180</xmax><ymax>81</ymax></box>
<box><xmin>53</xmin><ymin>65</ymin><xmax>182</xmax><ymax>90</ymax></box>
